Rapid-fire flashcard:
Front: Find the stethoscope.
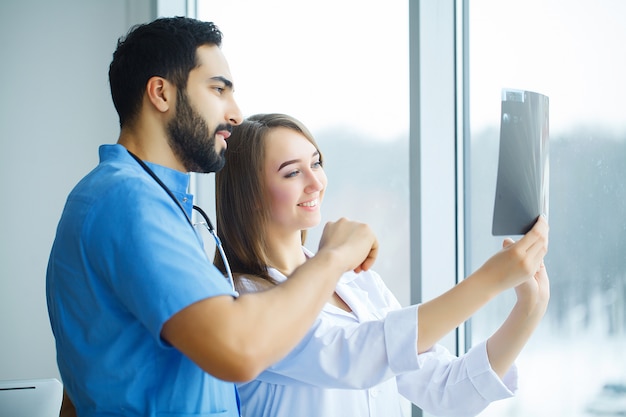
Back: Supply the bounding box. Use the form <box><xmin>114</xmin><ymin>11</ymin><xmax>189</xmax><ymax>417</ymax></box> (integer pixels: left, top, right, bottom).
<box><xmin>127</xmin><ymin>150</ymin><xmax>236</xmax><ymax>294</ymax></box>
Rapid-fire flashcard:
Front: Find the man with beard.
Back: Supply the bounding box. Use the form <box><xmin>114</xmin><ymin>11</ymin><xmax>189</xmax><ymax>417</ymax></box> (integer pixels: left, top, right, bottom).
<box><xmin>46</xmin><ymin>17</ymin><xmax>379</xmax><ymax>417</ymax></box>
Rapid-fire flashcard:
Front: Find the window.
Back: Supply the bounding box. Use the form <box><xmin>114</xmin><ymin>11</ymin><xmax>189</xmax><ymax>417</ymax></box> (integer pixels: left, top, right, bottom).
<box><xmin>467</xmin><ymin>1</ymin><xmax>626</xmax><ymax>416</ymax></box>
<box><xmin>171</xmin><ymin>1</ymin><xmax>626</xmax><ymax>416</ymax></box>
<box><xmin>193</xmin><ymin>0</ymin><xmax>411</xmax><ymax>306</ymax></box>
<box><xmin>192</xmin><ymin>2</ymin><xmax>409</xmax><ymax>414</ymax></box>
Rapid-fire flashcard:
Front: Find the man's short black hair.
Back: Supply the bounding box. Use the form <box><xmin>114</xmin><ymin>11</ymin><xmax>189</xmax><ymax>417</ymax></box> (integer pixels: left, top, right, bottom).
<box><xmin>109</xmin><ymin>17</ymin><xmax>223</xmax><ymax>127</ymax></box>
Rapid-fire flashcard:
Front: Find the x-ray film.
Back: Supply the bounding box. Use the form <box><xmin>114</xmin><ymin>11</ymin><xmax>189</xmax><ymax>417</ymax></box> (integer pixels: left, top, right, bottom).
<box><xmin>492</xmin><ymin>89</ymin><xmax>549</xmax><ymax>236</ymax></box>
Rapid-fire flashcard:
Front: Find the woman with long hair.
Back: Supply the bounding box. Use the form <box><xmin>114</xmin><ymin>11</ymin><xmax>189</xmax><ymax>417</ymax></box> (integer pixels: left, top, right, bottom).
<box><xmin>214</xmin><ymin>113</ymin><xmax>549</xmax><ymax>417</ymax></box>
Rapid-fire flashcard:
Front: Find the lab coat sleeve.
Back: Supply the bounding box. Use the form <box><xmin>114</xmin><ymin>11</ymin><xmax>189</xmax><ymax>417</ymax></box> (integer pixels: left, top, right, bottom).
<box><xmin>396</xmin><ymin>340</ymin><xmax>517</xmax><ymax>417</ymax></box>
<box><xmin>253</xmin><ymin>304</ymin><xmax>421</xmax><ymax>389</ymax></box>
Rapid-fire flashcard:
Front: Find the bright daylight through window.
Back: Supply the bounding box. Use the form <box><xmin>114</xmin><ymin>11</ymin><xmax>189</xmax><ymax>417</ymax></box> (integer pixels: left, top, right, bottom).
<box><xmin>467</xmin><ymin>1</ymin><xmax>626</xmax><ymax>416</ymax></box>
<box><xmin>196</xmin><ymin>0</ymin><xmax>410</xmax><ymax>304</ymax></box>
<box><xmin>196</xmin><ymin>1</ymin><xmax>410</xmax><ymax>414</ymax></box>
<box><xmin>196</xmin><ymin>1</ymin><xmax>625</xmax><ymax>416</ymax></box>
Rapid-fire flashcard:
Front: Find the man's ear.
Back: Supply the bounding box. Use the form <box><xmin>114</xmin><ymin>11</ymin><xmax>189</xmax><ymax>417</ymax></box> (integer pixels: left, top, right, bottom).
<box><xmin>145</xmin><ymin>76</ymin><xmax>174</xmax><ymax>113</ymax></box>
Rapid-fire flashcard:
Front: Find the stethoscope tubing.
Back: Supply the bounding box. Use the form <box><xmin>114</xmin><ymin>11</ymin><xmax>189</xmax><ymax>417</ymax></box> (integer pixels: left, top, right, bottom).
<box><xmin>127</xmin><ymin>150</ymin><xmax>237</xmax><ymax>294</ymax></box>
<box><xmin>192</xmin><ymin>205</ymin><xmax>236</xmax><ymax>293</ymax></box>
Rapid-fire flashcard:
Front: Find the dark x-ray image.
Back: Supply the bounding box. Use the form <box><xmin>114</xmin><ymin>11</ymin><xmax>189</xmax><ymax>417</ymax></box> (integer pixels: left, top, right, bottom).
<box><xmin>492</xmin><ymin>89</ymin><xmax>549</xmax><ymax>236</ymax></box>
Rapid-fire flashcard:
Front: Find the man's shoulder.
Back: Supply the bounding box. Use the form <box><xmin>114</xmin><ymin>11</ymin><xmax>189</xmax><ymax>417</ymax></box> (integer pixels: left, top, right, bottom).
<box><xmin>70</xmin><ymin>149</ymin><xmax>155</xmax><ymax>204</ymax></box>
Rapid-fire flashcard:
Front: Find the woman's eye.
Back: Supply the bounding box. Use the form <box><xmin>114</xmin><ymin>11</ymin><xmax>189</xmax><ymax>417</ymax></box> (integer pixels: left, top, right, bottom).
<box><xmin>285</xmin><ymin>170</ymin><xmax>300</xmax><ymax>178</ymax></box>
<box><xmin>312</xmin><ymin>160</ymin><xmax>323</xmax><ymax>169</ymax></box>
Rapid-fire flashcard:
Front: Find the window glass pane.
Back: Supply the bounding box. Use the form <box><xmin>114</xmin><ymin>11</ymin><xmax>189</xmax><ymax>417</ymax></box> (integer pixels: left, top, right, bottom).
<box><xmin>194</xmin><ymin>3</ymin><xmax>410</xmax><ymax>414</ymax></box>
<box><xmin>196</xmin><ymin>3</ymin><xmax>410</xmax><ymax>409</ymax></box>
<box><xmin>196</xmin><ymin>3</ymin><xmax>410</xmax><ymax>300</ymax></box>
<box><xmin>468</xmin><ymin>1</ymin><xmax>626</xmax><ymax>416</ymax></box>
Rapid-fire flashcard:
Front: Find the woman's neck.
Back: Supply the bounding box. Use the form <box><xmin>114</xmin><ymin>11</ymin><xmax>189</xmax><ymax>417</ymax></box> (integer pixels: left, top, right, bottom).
<box><xmin>265</xmin><ymin>228</ymin><xmax>352</xmax><ymax>313</ymax></box>
<box><xmin>264</xmin><ymin>231</ymin><xmax>307</xmax><ymax>277</ymax></box>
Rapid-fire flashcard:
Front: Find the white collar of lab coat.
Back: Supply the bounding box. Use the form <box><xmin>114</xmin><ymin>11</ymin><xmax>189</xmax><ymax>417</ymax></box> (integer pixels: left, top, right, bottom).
<box><xmin>267</xmin><ymin>247</ymin><xmax>380</xmax><ymax>321</ymax></box>
<box><xmin>266</xmin><ymin>247</ymin><xmax>361</xmax><ymax>285</ymax></box>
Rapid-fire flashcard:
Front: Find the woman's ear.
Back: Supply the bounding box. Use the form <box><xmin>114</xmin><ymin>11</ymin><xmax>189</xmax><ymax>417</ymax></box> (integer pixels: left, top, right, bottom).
<box><xmin>145</xmin><ymin>76</ymin><xmax>174</xmax><ymax>113</ymax></box>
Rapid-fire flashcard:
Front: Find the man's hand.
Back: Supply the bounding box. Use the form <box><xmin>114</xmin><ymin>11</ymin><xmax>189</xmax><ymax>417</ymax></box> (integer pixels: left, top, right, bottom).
<box><xmin>317</xmin><ymin>218</ymin><xmax>379</xmax><ymax>273</ymax></box>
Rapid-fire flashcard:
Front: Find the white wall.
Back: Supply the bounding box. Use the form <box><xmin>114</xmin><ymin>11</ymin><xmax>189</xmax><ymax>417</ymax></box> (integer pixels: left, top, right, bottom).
<box><xmin>0</xmin><ymin>0</ymin><xmax>155</xmax><ymax>381</ymax></box>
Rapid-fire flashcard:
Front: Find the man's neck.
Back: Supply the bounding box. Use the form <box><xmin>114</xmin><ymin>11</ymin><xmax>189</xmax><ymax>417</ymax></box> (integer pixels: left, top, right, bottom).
<box><xmin>117</xmin><ymin>125</ymin><xmax>185</xmax><ymax>172</ymax></box>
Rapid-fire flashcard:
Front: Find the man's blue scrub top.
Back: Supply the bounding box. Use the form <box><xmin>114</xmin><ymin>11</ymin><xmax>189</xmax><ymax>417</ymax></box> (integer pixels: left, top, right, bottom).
<box><xmin>46</xmin><ymin>144</ymin><xmax>239</xmax><ymax>416</ymax></box>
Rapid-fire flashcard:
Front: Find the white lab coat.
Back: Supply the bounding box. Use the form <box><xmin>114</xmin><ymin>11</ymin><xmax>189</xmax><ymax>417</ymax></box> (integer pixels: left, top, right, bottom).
<box><xmin>237</xmin><ymin>249</ymin><xmax>516</xmax><ymax>417</ymax></box>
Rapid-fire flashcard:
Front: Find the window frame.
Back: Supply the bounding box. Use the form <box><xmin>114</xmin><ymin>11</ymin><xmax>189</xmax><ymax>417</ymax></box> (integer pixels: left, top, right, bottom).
<box><xmin>409</xmin><ymin>2</ymin><xmax>466</xmax><ymax>415</ymax></box>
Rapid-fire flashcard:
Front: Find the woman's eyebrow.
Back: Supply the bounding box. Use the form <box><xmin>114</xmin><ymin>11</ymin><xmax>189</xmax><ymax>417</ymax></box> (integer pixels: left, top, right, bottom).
<box><xmin>277</xmin><ymin>151</ymin><xmax>319</xmax><ymax>172</ymax></box>
<box><xmin>278</xmin><ymin>159</ymin><xmax>300</xmax><ymax>171</ymax></box>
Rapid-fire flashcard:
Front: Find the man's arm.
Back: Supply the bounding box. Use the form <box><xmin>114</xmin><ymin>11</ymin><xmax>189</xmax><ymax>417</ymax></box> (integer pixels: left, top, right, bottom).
<box><xmin>161</xmin><ymin>218</ymin><xmax>378</xmax><ymax>382</ymax></box>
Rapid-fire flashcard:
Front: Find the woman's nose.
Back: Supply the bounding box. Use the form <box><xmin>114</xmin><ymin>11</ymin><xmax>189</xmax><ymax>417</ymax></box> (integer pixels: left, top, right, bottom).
<box><xmin>305</xmin><ymin>171</ymin><xmax>325</xmax><ymax>193</ymax></box>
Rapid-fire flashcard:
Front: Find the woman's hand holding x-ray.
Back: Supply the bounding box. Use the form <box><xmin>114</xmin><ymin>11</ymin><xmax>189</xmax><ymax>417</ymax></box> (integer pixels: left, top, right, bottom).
<box><xmin>416</xmin><ymin>215</ymin><xmax>548</xmax><ymax>354</ymax></box>
<box><xmin>479</xmin><ymin>215</ymin><xmax>549</xmax><ymax>295</ymax></box>
<box><xmin>485</xmin><ymin>233</ymin><xmax>550</xmax><ymax>378</ymax></box>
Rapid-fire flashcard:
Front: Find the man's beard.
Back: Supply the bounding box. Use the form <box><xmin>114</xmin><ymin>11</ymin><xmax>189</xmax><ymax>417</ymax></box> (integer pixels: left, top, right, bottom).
<box><xmin>167</xmin><ymin>89</ymin><xmax>229</xmax><ymax>173</ymax></box>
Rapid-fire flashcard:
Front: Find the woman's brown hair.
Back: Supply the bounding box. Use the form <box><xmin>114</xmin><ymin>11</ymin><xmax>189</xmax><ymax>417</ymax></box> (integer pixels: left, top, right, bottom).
<box><xmin>214</xmin><ymin>113</ymin><xmax>323</xmax><ymax>287</ymax></box>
